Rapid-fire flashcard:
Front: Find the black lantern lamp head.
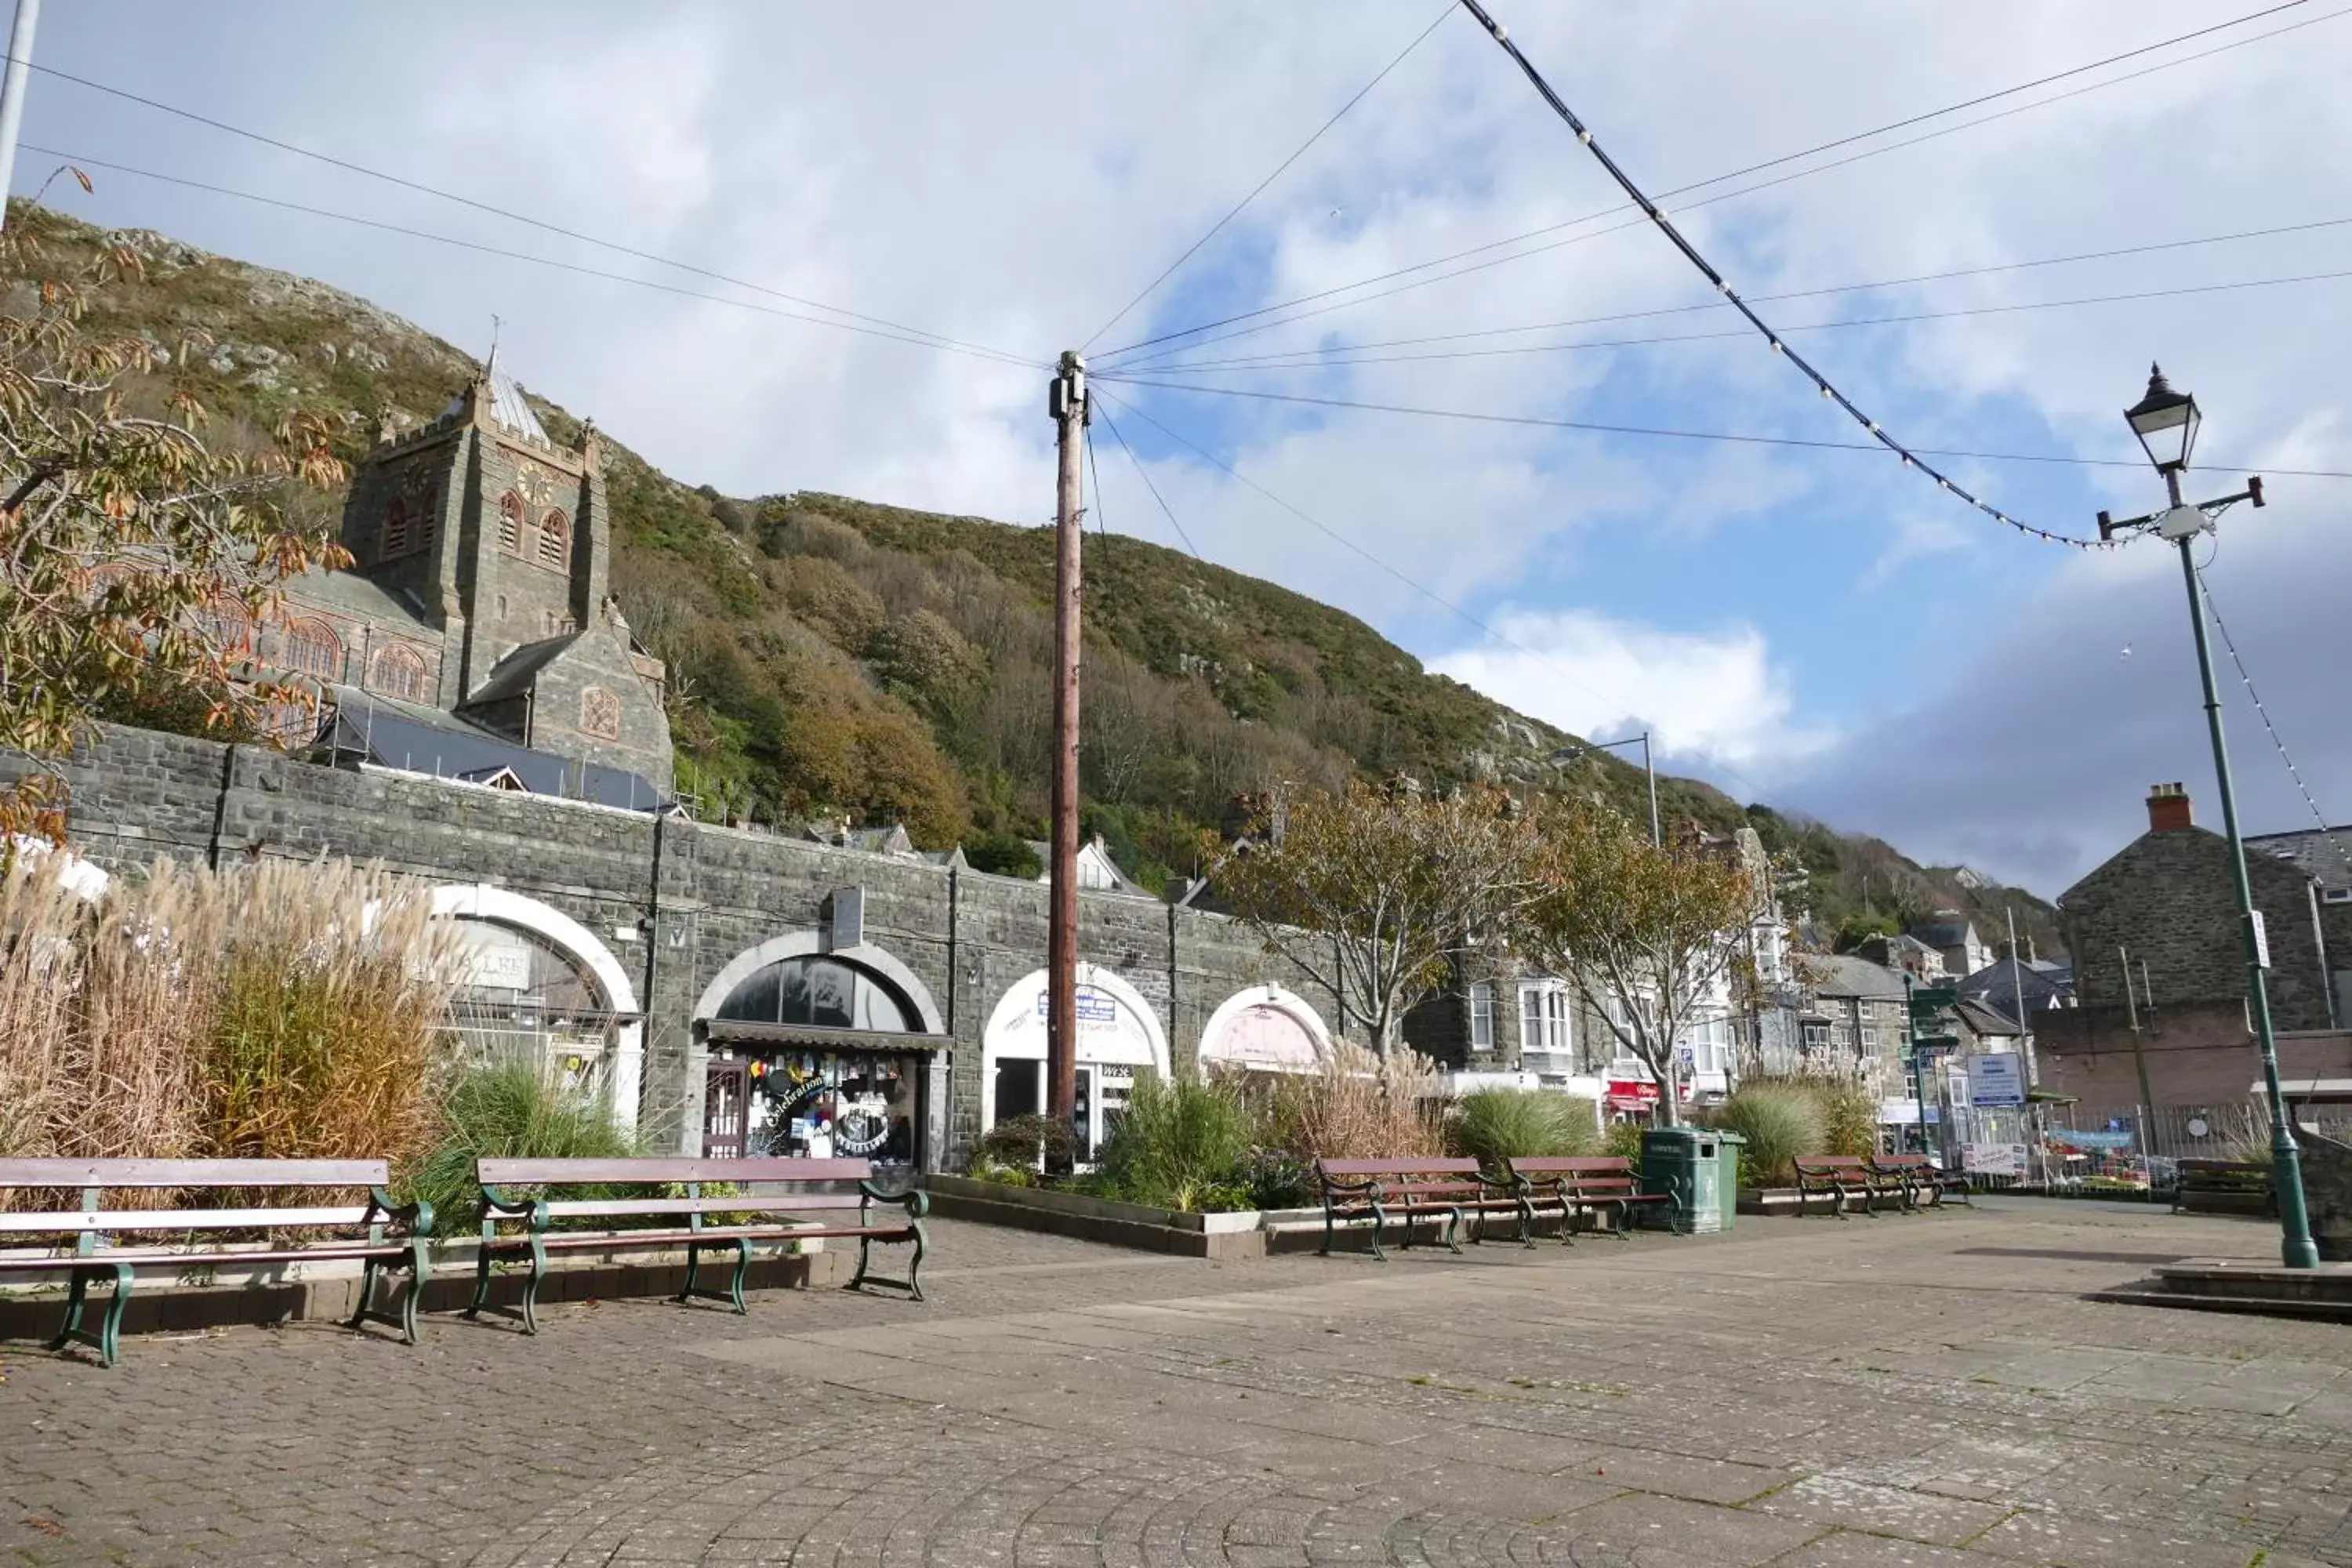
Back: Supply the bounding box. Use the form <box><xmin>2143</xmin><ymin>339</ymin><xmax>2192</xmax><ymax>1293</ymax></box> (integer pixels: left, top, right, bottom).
<box><xmin>2124</xmin><ymin>362</ymin><xmax>2201</xmax><ymax>475</ymax></box>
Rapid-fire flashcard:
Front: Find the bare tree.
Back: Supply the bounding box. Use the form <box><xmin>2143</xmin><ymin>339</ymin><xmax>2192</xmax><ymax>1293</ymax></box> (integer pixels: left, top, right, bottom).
<box><xmin>1516</xmin><ymin>800</ymin><xmax>1758</xmax><ymax>1124</ymax></box>
<box><xmin>1211</xmin><ymin>781</ymin><xmax>1541</xmax><ymax>1054</ymax></box>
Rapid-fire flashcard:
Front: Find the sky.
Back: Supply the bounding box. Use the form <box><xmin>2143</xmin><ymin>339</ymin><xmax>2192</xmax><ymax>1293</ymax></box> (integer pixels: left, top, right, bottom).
<box><xmin>13</xmin><ymin>1</ymin><xmax>2351</xmax><ymax>898</ymax></box>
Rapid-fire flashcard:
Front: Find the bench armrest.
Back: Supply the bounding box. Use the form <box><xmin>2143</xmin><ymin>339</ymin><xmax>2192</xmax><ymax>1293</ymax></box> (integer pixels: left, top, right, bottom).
<box><xmin>1319</xmin><ymin>1175</ymin><xmax>1381</xmax><ymax>1197</ymax></box>
<box><xmin>477</xmin><ymin>1185</ymin><xmax>550</xmax><ymax>1234</ymax></box>
<box><xmin>365</xmin><ymin>1185</ymin><xmax>434</xmax><ymax>1236</ymax></box>
<box><xmin>859</xmin><ymin>1181</ymin><xmax>927</xmax><ymax>1221</ymax></box>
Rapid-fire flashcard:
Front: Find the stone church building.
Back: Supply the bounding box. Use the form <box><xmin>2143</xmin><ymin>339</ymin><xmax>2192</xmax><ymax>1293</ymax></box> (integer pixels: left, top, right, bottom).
<box><xmin>236</xmin><ymin>358</ymin><xmax>670</xmax><ymax>794</ymax></box>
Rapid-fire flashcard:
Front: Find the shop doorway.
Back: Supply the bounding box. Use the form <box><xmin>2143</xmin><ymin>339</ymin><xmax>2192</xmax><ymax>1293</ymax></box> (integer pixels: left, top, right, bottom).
<box><xmin>988</xmin><ymin>1058</ymin><xmax>1135</xmax><ymax>1163</ymax></box>
<box><xmin>704</xmin><ymin>1058</ymin><xmax>750</xmax><ymax>1158</ymax></box>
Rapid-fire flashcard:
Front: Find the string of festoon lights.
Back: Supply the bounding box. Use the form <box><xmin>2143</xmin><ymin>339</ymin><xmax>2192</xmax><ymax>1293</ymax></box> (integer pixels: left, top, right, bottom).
<box><xmin>1454</xmin><ymin>0</ymin><xmax>2125</xmax><ymax>551</ymax></box>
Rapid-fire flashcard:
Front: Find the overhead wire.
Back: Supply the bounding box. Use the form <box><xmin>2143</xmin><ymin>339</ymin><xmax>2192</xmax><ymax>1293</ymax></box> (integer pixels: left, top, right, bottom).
<box><xmin>1451</xmin><ymin>0</ymin><xmax>2114</xmax><ymax>549</ymax></box>
<box><xmin>1090</xmin><ymin>395</ymin><xmax>1204</xmax><ymax>560</ymax></box>
<box><xmin>1091</xmin><ymin>382</ymin><xmax>1790</xmax><ymax>808</ymax></box>
<box><xmin>1132</xmin><ymin>269</ymin><xmax>2352</xmax><ymax>375</ymax></box>
<box><xmin>14</xmin><ymin>56</ymin><xmax>1037</xmax><ymax>367</ymax></box>
<box><xmin>1078</xmin><ymin>1</ymin><xmax>1455</xmax><ymax>352</ymax></box>
<box><xmin>1138</xmin><ymin>216</ymin><xmax>2352</xmax><ymax>372</ymax></box>
<box><xmin>1086</xmin><ymin>375</ymin><xmax>2352</xmax><ymax>481</ymax></box>
<box><xmin>2196</xmin><ymin>570</ymin><xmax>2352</xmax><ymax>881</ymax></box>
<box><xmin>1097</xmin><ymin>0</ymin><xmax>2348</xmax><ymax>368</ymax></box>
<box><xmin>20</xmin><ymin>144</ymin><xmax>1041</xmax><ymax>368</ymax></box>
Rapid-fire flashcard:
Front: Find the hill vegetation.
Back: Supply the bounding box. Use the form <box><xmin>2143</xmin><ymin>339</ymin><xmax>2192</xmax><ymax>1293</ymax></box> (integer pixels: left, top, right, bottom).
<box><xmin>13</xmin><ymin>199</ymin><xmax>2061</xmax><ymax>955</ymax></box>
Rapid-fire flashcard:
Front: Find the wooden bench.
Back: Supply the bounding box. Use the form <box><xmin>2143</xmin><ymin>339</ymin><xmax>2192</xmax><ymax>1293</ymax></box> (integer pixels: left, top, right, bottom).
<box><xmin>1870</xmin><ymin>1152</ymin><xmax>1969</xmax><ymax>1210</ymax></box>
<box><xmin>1508</xmin><ymin>1156</ymin><xmax>1680</xmax><ymax>1241</ymax></box>
<box><xmin>468</xmin><ymin>1156</ymin><xmax>926</xmax><ymax>1333</ymax></box>
<box><xmin>1792</xmin><ymin>1153</ymin><xmax>1896</xmax><ymax>1218</ymax></box>
<box><xmin>1313</xmin><ymin>1157</ymin><xmax>1516</xmax><ymax>1260</ymax></box>
<box><xmin>2172</xmin><ymin>1157</ymin><xmax>2274</xmax><ymax>1217</ymax></box>
<box><xmin>0</xmin><ymin>1158</ymin><xmax>430</xmax><ymax>1367</ymax></box>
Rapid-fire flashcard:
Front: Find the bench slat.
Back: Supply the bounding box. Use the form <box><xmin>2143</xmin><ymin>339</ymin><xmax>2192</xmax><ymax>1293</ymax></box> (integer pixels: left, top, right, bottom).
<box><xmin>1316</xmin><ymin>1158</ymin><xmax>1480</xmax><ymax>1177</ymax></box>
<box><xmin>477</xmin><ymin>1156</ymin><xmax>874</xmax><ymax>1185</ymax></box>
<box><xmin>0</xmin><ymin>1158</ymin><xmax>389</xmax><ymax>1189</ymax></box>
<box><xmin>0</xmin><ymin>1241</ymin><xmax>414</xmax><ymax>1269</ymax></box>
<box><xmin>0</xmin><ymin>1205</ymin><xmax>380</xmax><ymax>1234</ymax></box>
<box><xmin>1509</xmin><ymin>1157</ymin><xmax>1638</xmax><ymax>1175</ymax></box>
<box><xmin>534</xmin><ymin>1194</ymin><xmax>873</xmax><ymax>1220</ymax></box>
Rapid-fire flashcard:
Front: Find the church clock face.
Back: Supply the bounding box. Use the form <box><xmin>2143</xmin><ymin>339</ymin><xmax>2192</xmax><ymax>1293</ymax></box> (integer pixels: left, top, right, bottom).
<box><xmin>514</xmin><ymin>460</ymin><xmax>556</xmax><ymax>509</ymax></box>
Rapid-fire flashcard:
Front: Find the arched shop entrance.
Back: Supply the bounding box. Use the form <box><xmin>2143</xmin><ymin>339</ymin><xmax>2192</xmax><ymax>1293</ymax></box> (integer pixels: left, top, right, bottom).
<box><xmin>692</xmin><ymin>935</ymin><xmax>947</xmax><ymax>1174</ymax></box>
<box><xmin>982</xmin><ymin>965</ymin><xmax>1169</xmax><ymax>1163</ymax></box>
<box><xmin>430</xmin><ymin>884</ymin><xmax>644</xmax><ymax>1134</ymax></box>
<box><xmin>1198</xmin><ymin>985</ymin><xmax>1332</xmax><ymax>1074</ymax></box>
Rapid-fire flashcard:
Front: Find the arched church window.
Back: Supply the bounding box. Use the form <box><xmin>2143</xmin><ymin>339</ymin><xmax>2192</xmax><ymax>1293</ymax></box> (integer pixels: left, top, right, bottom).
<box><xmin>368</xmin><ymin>643</ymin><xmax>428</xmax><ymax>702</ymax></box>
<box><xmin>198</xmin><ymin>596</ymin><xmax>253</xmax><ymax>655</ymax></box>
<box><xmin>377</xmin><ymin>498</ymin><xmax>410</xmax><ymax>561</ymax></box>
<box><xmin>538</xmin><ymin>510</ymin><xmax>570</xmax><ymax>571</ymax></box>
<box><xmin>497</xmin><ymin>492</ymin><xmax>525</xmax><ymax>555</ymax></box>
<box><xmin>281</xmin><ymin>619</ymin><xmax>343</xmax><ymax>683</ymax></box>
<box><xmin>715</xmin><ymin>956</ymin><xmax>913</xmax><ymax>1033</ymax></box>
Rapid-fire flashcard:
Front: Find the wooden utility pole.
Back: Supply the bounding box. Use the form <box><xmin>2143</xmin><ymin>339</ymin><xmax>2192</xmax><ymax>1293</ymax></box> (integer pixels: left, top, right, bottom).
<box><xmin>1047</xmin><ymin>350</ymin><xmax>1087</xmax><ymax>1156</ymax></box>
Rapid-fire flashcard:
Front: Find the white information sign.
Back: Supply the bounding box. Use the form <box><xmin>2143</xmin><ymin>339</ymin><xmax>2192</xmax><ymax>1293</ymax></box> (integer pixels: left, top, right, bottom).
<box><xmin>1965</xmin><ymin>1052</ymin><xmax>2027</xmax><ymax>1108</ymax></box>
<box><xmin>1963</xmin><ymin>1142</ymin><xmax>2027</xmax><ymax>1177</ymax></box>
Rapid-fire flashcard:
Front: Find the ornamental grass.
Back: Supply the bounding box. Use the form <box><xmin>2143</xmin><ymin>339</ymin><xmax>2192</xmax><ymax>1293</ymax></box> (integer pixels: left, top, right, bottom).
<box><xmin>0</xmin><ymin>850</ymin><xmax>456</xmax><ymax>1207</ymax></box>
<box><xmin>1446</xmin><ymin>1087</ymin><xmax>1602</xmax><ymax>1170</ymax></box>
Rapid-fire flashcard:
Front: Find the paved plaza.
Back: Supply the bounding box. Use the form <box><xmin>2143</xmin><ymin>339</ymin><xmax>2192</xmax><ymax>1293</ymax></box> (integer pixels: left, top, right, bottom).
<box><xmin>2</xmin><ymin>1197</ymin><xmax>2349</xmax><ymax>1566</ymax></box>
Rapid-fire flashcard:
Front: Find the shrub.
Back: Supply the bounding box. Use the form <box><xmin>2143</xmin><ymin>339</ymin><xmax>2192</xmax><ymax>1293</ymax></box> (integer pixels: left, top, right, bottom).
<box><xmin>1446</xmin><ymin>1089</ymin><xmax>1600</xmax><ymax>1169</ymax></box>
<box><xmin>1264</xmin><ymin>1040</ymin><xmax>1443</xmax><ymax>1161</ymax></box>
<box><xmin>1094</xmin><ymin>1073</ymin><xmax>1253</xmax><ymax>1211</ymax></box>
<box><xmin>406</xmin><ymin>1061</ymin><xmax>635</xmax><ymax>1233</ymax></box>
<box><xmin>1715</xmin><ymin>1084</ymin><xmax>1824</xmax><ymax>1187</ymax></box>
<box><xmin>1603</xmin><ymin>1120</ymin><xmax>1646</xmax><ymax>1163</ymax></box>
<box><xmin>971</xmin><ymin>1112</ymin><xmax>1074</xmax><ymax>1174</ymax></box>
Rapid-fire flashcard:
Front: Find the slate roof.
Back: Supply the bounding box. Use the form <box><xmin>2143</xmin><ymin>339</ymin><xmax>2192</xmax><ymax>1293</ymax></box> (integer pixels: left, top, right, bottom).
<box><xmin>281</xmin><ymin>563</ymin><xmax>432</xmax><ymax>627</ymax></box>
<box><xmin>462</xmin><ymin>633</ymin><xmax>583</xmax><ymax>706</ymax></box>
<box><xmin>2246</xmin><ymin>826</ymin><xmax>2352</xmax><ymax>893</ymax></box>
<box><xmin>1955</xmin><ymin>996</ymin><xmax>2027</xmax><ymax>1038</ymax></box>
<box><xmin>310</xmin><ymin>687</ymin><xmax>666</xmax><ymax>812</ymax></box>
<box><xmin>1806</xmin><ymin>953</ymin><xmax>1908</xmax><ymax>1000</ymax></box>
<box><xmin>1907</xmin><ymin>920</ymin><xmax>1979</xmax><ymax>950</ymax></box>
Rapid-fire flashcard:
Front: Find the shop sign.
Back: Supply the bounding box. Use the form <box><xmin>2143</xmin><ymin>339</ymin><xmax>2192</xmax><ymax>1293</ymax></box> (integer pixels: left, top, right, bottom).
<box><xmin>1604</xmin><ymin>1079</ymin><xmax>1660</xmax><ymax>1109</ymax></box>
<box><xmin>1033</xmin><ymin>987</ymin><xmax>1120</xmax><ymax>1025</ymax></box>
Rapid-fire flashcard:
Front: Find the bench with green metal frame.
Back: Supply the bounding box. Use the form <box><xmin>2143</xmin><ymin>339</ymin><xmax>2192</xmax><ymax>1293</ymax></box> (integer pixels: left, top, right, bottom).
<box><xmin>1869</xmin><ymin>1152</ymin><xmax>1969</xmax><ymax>1211</ymax></box>
<box><xmin>1507</xmin><ymin>1155</ymin><xmax>1681</xmax><ymax>1242</ymax></box>
<box><xmin>466</xmin><ymin>1156</ymin><xmax>926</xmax><ymax>1334</ymax></box>
<box><xmin>1792</xmin><ymin>1153</ymin><xmax>1900</xmax><ymax>1218</ymax></box>
<box><xmin>0</xmin><ymin>1157</ymin><xmax>431</xmax><ymax>1368</ymax></box>
<box><xmin>1313</xmin><ymin>1156</ymin><xmax>1519</xmax><ymax>1260</ymax></box>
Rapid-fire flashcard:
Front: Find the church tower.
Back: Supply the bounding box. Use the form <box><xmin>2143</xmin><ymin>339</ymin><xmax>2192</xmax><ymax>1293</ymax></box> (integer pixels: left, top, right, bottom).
<box><xmin>331</xmin><ymin>357</ymin><xmax>671</xmax><ymax>788</ymax></box>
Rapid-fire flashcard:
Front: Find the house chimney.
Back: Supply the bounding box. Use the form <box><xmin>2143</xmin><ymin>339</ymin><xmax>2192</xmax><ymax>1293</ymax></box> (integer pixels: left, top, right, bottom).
<box><xmin>2147</xmin><ymin>782</ymin><xmax>2193</xmax><ymax>833</ymax></box>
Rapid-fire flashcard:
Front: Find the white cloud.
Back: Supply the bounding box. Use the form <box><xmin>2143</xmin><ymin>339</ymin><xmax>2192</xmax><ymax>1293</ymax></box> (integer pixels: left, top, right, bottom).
<box><xmin>1431</xmin><ymin>608</ymin><xmax>1836</xmax><ymax>775</ymax></box>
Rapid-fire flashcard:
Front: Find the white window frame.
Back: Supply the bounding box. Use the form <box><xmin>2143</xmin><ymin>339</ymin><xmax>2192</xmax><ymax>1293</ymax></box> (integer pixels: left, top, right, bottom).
<box><xmin>1519</xmin><ymin>978</ymin><xmax>1572</xmax><ymax>1057</ymax></box>
<box><xmin>1468</xmin><ymin>982</ymin><xmax>1495</xmax><ymax>1053</ymax></box>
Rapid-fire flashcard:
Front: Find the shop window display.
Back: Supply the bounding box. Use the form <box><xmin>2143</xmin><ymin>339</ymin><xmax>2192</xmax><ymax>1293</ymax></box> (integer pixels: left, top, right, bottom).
<box><xmin>744</xmin><ymin>1050</ymin><xmax>918</xmax><ymax>1169</ymax></box>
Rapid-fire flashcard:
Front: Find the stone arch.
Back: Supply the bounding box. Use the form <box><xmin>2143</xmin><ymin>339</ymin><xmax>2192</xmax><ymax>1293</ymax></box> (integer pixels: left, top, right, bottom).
<box><xmin>692</xmin><ymin>931</ymin><xmax>945</xmax><ymax>1034</ymax></box>
<box><xmin>430</xmin><ymin>883</ymin><xmax>644</xmax><ymax>1131</ymax></box>
<box><xmin>1198</xmin><ymin>984</ymin><xmax>1333</xmax><ymax>1074</ymax></box>
<box><xmin>979</xmin><ymin>964</ymin><xmax>1171</xmax><ymax>1145</ymax></box>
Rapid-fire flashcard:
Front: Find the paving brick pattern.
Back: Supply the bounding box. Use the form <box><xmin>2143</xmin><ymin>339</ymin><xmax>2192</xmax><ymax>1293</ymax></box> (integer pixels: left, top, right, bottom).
<box><xmin>3</xmin><ymin>1199</ymin><xmax>2349</xmax><ymax>1566</ymax></box>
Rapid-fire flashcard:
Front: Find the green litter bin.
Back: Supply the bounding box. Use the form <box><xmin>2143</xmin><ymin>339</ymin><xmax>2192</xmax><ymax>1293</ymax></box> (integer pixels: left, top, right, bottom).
<box><xmin>1641</xmin><ymin>1126</ymin><xmax>1738</xmax><ymax>1233</ymax></box>
<box><xmin>1711</xmin><ymin>1131</ymin><xmax>1745</xmax><ymax>1232</ymax></box>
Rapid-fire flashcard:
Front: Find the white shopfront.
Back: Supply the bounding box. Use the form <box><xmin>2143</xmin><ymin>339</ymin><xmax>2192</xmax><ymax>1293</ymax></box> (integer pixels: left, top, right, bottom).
<box><xmin>1197</xmin><ymin>985</ymin><xmax>1333</xmax><ymax>1073</ymax></box>
<box><xmin>982</xmin><ymin>965</ymin><xmax>1170</xmax><ymax>1163</ymax></box>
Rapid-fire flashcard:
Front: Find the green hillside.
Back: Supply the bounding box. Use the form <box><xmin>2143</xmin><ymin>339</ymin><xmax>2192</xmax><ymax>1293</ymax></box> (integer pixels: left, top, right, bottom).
<box><xmin>13</xmin><ymin>200</ymin><xmax>2060</xmax><ymax>953</ymax></box>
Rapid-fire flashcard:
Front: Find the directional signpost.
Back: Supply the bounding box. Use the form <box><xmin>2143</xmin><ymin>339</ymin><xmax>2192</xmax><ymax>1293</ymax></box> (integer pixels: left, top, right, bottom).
<box><xmin>1905</xmin><ymin>980</ymin><xmax>1960</xmax><ymax>1160</ymax></box>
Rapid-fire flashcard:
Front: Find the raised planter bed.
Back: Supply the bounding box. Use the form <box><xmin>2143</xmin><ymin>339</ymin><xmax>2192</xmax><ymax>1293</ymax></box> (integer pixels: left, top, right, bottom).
<box><xmin>923</xmin><ymin>1174</ymin><xmax>1271</xmax><ymax>1258</ymax></box>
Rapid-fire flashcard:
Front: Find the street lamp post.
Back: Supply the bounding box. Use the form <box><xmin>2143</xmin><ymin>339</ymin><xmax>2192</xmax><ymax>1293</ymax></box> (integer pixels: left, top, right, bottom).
<box><xmin>1548</xmin><ymin>731</ymin><xmax>1661</xmax><ymax>846</ymax></box>
<box><xmin>2097</xmin><ymin>364</ymin><xmax>2319</xmax><ymax>1271</ymax></box>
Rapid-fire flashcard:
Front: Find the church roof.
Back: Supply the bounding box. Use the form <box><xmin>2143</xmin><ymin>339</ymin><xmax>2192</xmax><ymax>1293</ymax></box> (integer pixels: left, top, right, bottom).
<box><xmin>463</xmin><ymin>633</ymin><xmax>583</xmax><ymax>706</ymax></box>
<box><xmin>442</xmin><ymin>357</ymin><xmax>552</xmax><ymax>447</ymax></box>
<box><xmin>310</xmin><ymin>686</ymin><xmax>666</xmax><ymax>812</ymax></box>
